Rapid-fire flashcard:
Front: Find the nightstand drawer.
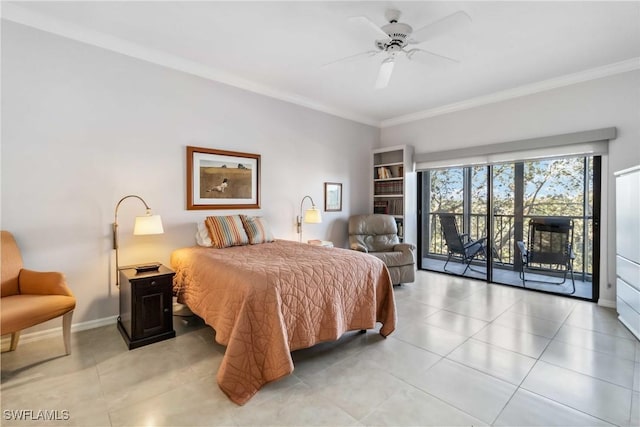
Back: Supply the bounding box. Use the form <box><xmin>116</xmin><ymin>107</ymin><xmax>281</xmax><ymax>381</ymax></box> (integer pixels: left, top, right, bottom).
<box><xmin>132</xmin><ymin>275</ymin><xmax>172</xmax><ymax>289</ymax></box>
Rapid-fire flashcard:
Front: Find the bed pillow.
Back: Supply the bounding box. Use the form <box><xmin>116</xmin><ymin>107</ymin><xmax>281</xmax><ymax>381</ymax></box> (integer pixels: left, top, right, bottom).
<box><xmin>195</xmin><ymin>221</ymin><xmax>213</xmax><ymax>247</ymax></box>
<box><xmin>240</xmin><ymin>215</ymin><xmax>275</xmax><ymax>244</ymax></box>
<box><xmin>205</xmin><ymin>215</ymin><xmax>250</xmax><ymax>248</ymax></box>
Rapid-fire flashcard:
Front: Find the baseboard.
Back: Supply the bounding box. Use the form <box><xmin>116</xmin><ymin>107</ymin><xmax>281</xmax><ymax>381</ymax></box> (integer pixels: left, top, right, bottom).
<box><xmin>597</xmin><ymin>298</ymin><xmax>616</xmax><ymax>308</ymax></box>
<box><xmin>1</xmin><ymin>315</ymin><xmax>118</xmax><ymax>348</ymax></box>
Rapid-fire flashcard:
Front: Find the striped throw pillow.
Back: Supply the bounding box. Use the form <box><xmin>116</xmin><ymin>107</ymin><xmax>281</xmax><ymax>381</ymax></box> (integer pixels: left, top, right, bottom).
<box><xmin>240</xmin><ymin>215</ymin><xmax>274</xmax><ymax>244</ymax></box>
<box><xmin>205</xmin><ymin>215</ymin><xmax>249</xmax><ymax>248</ymax></box>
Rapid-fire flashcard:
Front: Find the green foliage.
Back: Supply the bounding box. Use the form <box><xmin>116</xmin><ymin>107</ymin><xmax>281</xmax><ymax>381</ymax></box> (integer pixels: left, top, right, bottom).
<box><xmin>429</xmin><ymin>168</ymin><xmax>463</xmax><ymax>213</ymax></box>
<box><xmin>427</xmin><ymin>157</ymin><xmax>594</xmax><ymax>275</ymax></box>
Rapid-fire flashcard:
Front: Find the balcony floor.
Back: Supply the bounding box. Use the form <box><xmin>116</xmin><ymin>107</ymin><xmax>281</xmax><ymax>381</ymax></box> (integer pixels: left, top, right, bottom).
<box><xmin>421</xmin><ymin>258</ymin><xmax>593</xmax><ymax>300</ymax></box>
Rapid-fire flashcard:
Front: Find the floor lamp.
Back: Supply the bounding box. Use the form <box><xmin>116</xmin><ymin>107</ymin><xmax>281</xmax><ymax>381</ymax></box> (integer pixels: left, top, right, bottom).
<box><xmin>113</xmin><ymin>195</ymin><xmax>164</xmax><ymax>287</ymax></box>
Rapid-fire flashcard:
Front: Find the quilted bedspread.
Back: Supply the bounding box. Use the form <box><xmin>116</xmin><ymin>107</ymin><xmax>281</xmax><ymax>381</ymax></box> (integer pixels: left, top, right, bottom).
<box><xmin>171</xmin><ymin>239</ymin><xmax>396</xmax><ymax>405</ymax></box>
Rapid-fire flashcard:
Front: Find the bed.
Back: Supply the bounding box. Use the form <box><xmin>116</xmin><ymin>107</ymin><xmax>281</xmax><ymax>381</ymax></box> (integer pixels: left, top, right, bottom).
<box><xmin>171</xmin><ymin>239</ymin><xmax>396</xmax><ymax>405</ymax></box>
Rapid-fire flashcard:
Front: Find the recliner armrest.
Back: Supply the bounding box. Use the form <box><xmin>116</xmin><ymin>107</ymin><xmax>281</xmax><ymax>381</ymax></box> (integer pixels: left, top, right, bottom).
<box><xmin>393</xmin><ymin>243</ymin><xmax>416</xmax><ymax>253</ymax></box>
<box><xmin>350</xmin><ymin>243</ymin><xmax>368</xmax><ymax>253</ymax></box>
<box><xmin>393</xmin><ymin>244</ymin><xmax>416</xmax><ymax>264</ymax></box>
<box><xmin>18</xmin><ymin>269</ymin><xmax>74</xmax><ymax>297</ymax></box>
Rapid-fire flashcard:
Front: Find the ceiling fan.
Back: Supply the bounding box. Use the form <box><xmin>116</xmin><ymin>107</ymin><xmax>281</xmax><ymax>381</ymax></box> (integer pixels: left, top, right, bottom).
<box><xmin>325</xmin><ymin>9</ymin><xmax>471</xmax><ymax>89</ymax></box>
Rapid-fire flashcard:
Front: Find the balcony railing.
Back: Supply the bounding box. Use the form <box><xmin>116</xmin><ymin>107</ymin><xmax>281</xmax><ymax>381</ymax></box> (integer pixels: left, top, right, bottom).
<box><xmin>427</xmin><ymin>213</ymin><xmax>593</xmax><ymax>279</ymax></box>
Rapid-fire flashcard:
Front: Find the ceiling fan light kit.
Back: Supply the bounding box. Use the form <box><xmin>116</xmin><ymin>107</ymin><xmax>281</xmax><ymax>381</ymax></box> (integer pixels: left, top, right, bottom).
<box><xmin>330</xmin><ymin>8</ymin><xmax>471</xmax><ymax>89</ymax></box>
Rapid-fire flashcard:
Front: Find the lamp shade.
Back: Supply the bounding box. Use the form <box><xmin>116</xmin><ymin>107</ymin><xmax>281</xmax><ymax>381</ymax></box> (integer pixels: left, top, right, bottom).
<box><xmin>303</xmin><ymin>207</ymin><xmax>322</xmax><ymax>224</ymax></box>
<box><xmin>133</xmin><ymin>214</ymin><xmax>164</xmax><ymax>235</ymax></box>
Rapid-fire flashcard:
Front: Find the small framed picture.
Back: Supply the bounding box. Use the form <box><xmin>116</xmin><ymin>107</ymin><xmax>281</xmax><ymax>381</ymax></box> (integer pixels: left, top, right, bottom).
<box><xmin>186</xmin><ymin>146</ymin><xmax>260</xmax><ymax>210</ymax></box>
<box><xmin>324</xmin><ymin>182</ymin><xmax>342</xmax><ymax>212</ymax></box>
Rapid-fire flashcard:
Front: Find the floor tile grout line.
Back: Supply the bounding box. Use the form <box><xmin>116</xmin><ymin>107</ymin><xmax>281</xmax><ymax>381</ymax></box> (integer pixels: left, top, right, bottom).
<box><xmin>293</xmin><ymin>339</ymin><xmax>441</xmax><ymax>425</ymax></box>
<box><xmin>378</xmin><ymin>362</ymin><xmax>497</xmax><ymax>426</ymax></box>
<box><xmin>495</xmin><ymin>300</ymin><xmax>620</xmax><ymax>426</ymax></box>
<box><xmin>426</xmin><ymin>355</ymin><xmax>520</xmax><ymax>426</ymax></box>
<box><xmin>517</xmin><ymin>301</ymin><xmax>632</xmax><ymax>426</ymax></box>
<box><xmin>427</xmin><ymin>284</ymin><xmax>571</xmax><ymax>426</ymax></box>
<box><xmin>515</xmin><ymin>386</ymin><xmax>623</xmax><ymax>427</ymax></box>
<box><xmin>431</xmin><ymin>300</ymin><xmax>537</xmax><ymax>426</ymax></box>
<box><xmin>442</xmin><ymin>298</ymin><xmax>540</xmax><ymax>382</ymax></box>
<box><xmin>627</xmin><ymin>385</ymin><xmax>637</xmax><ymax>427</ymax></box>
<box><xmin>387</xmin><ymin>297</ymin><xmax>523</xmax><ymax>425</ymax></box>
<box><xmin>541</xmin><ymin>336</ymin><xmax>638</xmax><ymax>390</ymax></box>
<box><xmin>488</xmin><ymin>305</ymin><xmax>575</xmax><ymax>340</ymax></box>
<box><xmin>552</xmin><ymin>322</ymin><xmax>638</xmax><ymax>363</ymax></box>
<box><xmin>383</xmin><ymin>334</ymin><xmax>448</xmax><ymax>360</ymax></box>
<box><xmin>297</xmin><ymin>275</ymin><xmax>623</xmax><ymax>426</ymax></box>
<box><xmin>559</xmin><ymin>321</ymin><xmax>640</xmax><ymax>344</ymax></box>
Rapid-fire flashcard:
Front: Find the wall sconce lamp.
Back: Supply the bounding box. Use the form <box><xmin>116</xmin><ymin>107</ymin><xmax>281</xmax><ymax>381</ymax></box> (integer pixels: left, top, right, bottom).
<box><xmin>297</xmin><ymin>195</ymin><xmax>322</xmax><ymax>242</ymax></box>
<box><xmin>113</xmin><ymin>195</ymin><xmax>164</xmax><ymax>286</ymax></box>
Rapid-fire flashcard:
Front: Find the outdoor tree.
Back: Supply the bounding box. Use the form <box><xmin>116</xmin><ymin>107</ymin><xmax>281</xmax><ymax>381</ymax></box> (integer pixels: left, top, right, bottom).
<box><xmin>428</xmin><ymin>157</ymin><xmax>593</xmax><ymax>274</ymax></box>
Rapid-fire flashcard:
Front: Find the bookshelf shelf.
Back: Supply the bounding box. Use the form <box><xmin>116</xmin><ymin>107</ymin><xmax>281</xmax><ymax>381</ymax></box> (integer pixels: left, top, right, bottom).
<box><xmin>374</xmin><ymin>177</ymin><xmax>403</xmax><ymax>182</ymax></box>
<box><xmin>372</xmin><ymin>145</ymin><xmax>415</xmax><ymax>243</ymax></box>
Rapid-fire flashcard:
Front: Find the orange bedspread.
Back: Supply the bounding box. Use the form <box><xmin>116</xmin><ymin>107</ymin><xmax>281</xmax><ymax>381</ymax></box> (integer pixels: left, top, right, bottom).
<box><xmin>171</xmin><ymin>240</ymin><xmax>396</xmax><ymax>405</ymax></box>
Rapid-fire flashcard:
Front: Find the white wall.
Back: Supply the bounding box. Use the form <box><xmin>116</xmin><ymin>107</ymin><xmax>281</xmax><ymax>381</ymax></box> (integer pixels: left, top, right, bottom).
<box><xmin>381</xmin><ymin>70</ymin><xmax>640</xmax><ymax>305</ymax></box>
<box><xmin>1</xmin><ymin>22</ymin><xmax>378</xmax><ymax>329</ymax></box>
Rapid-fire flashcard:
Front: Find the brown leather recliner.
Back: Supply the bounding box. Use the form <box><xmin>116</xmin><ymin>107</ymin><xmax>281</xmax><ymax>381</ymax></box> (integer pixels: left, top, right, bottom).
<box><xmin>348</xmin><ymin>214</ymin><xmax>416</xmax><ymax>285</ymax></box>
<box><xmin>1</xmin><ymin>231</ymin><xmax>76</xmax><ymax>354</ymax></box>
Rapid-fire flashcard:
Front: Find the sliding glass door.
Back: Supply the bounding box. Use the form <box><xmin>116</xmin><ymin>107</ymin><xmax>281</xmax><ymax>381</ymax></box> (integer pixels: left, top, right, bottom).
<box><xmin>418</xmin><ymin>155</ymin><xmax>600</xmax><ymax>301</ymax></box>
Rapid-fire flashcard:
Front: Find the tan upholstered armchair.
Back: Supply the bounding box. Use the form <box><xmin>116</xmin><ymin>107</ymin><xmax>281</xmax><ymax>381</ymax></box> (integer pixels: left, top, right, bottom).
<box><xmin>1</xmin><ymin>231</ymin><xmax>76</xmax><ymax>354</ymax></box>
<box><xmin>348</xmin><ymin>214</ymin><xmax>416</xmax><ymax>285</ymax></box>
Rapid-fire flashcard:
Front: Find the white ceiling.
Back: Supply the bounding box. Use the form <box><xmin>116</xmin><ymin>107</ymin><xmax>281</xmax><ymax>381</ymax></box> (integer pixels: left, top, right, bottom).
<box><xmin>4</xmin><ymin>1</ymin><xmax>640</xmax><ymax>127</ymax></box>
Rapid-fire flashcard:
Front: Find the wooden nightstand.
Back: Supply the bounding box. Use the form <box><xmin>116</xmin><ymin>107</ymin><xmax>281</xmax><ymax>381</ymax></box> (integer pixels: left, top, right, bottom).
<box><xmin>117</xmin><ymin>264</ymin><xmax>176</xmax><ymax>350</ymax></box>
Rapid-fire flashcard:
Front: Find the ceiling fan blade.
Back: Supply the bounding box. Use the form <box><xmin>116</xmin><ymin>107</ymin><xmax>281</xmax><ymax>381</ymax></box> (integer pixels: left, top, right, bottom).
<box><xmin>406</xmin><ymin>48</ymin><xmax>459</xmax><ymax>64</ymax></box>
<box><xmin>348</xmin><ymin>15</ymin><xmax>390</xmax><ymax>40</ymax></box>
<box><xmin>321</xmin><ymin>50</ymin><xmax>380</xmax><ymax>68</ymax></box>
<box><xmin>410</xmin><ymin>10</ymin><xmax>471</xmax><ymax>44</ymax></box>
<box><xmin>375</xmin><ymin>58</ymin><xmax>395</xmax><ymax>89</ymax></box>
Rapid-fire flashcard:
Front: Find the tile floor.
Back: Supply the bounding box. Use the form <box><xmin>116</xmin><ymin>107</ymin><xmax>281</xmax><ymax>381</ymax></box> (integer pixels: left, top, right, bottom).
<box><xmin>1</xmin><ymin>271</ymin><xmax>638</xmax><ymax>426</ymax></box>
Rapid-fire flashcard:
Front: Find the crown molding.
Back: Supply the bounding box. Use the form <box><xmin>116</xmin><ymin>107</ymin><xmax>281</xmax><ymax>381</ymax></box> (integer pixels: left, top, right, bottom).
<box><xmin>380</xmin><ymin>57</ymin><xmax>640</xmax><ymax>128</ymax></box>
<box><xmin>2</xmin><ymin>3</ymin><xmax>380</xmax><ymax>128</ymax></box>
<box><xmin>4</xmin><ymin>3</ymin><xmax>638</xmax><ymax>130</ymax></box>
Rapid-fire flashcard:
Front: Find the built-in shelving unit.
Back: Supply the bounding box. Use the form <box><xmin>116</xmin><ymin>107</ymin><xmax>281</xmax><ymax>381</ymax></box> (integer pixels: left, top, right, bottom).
<box><xmin>372</xmin><ymin>145</ymin><xmax>415</xmax><ymax>245</ymax></box>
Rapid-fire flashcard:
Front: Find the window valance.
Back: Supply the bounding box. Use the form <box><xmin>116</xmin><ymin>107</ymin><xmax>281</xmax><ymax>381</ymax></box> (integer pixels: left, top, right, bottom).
<box><xmin>415</xmin><ymin>127</ymin><xmax>615</xmax><ymax>170</ymax></box>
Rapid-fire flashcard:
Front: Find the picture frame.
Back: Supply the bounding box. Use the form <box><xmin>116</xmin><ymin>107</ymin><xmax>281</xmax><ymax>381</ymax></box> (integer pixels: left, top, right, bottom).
<box><xmin>324</xmin><ymin>182</ymin><xmax>342</xmax><ymax>212</ymax></box>
<box><xmin>186</xmin><ymin>146</ymin><xmax>260</xmax><ymax>210</ymax></box>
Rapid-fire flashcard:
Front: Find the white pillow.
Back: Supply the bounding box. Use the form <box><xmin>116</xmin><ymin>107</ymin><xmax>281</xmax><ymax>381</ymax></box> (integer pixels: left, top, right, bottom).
<box><xmin>195</xmin><ymin>221</ymin><xmax>213</xmax><ymax>247</ymax></box>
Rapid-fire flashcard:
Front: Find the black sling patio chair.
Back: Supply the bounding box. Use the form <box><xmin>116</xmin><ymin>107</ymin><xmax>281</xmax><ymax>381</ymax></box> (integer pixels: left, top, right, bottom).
<box><xmin>516</xmin><ymin>217</ymin><xmax>576</xmax><ymax>294</ymax></box>
<box><xmin>438</xmin><ymin>213</ymin><xmax>487</xmax><ymax>275</ymax></box>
